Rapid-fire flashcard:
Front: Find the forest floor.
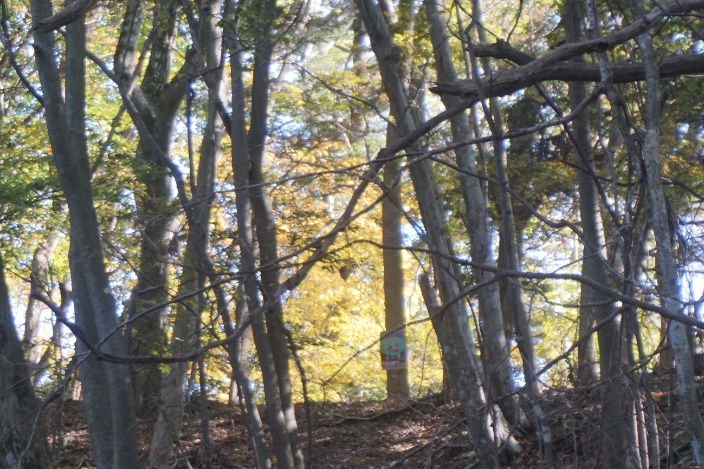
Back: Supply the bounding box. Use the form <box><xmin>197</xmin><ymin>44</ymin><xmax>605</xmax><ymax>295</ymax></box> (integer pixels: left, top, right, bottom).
<box><xmin>53</xmin><ymin>373</ymin><xmax>700</xmax><ymax>468</ymax></box>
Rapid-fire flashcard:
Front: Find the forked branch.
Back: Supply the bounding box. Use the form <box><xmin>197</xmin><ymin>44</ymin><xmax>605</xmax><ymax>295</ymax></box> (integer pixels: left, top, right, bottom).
<box><xmin>431</xmin><ymin>0</ymin><xmax>704</xmax><ymax>98</ymax></box>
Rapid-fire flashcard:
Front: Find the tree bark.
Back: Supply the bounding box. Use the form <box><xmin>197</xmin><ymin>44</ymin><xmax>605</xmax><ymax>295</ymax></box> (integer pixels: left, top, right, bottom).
<box><xmin>210</xmin><ymin>270</ymin><xmax>271</xmax><ymax>469</ymax></box>
<box><xmin>0</xmin><ymin>254</ymin><xmax>51</xmax><ymax>469</ymax></box>
<box><xmin>355</xmin><ymin>0</ymin><xmax>514</xmax><ymax>465</ymax></box>
<box><xmin>115</xmin><ymin>0</ymin><xmax>183</xmax><ymax>415</ymax></box>
<box><xmin>149</xmin><ymin>1</ymin><xmax>225</xmax><ymax>466</ymax></box>
<box><xmin>382</xmin><ymin>140</ymin><xmax>411</xmax><ymax>398</ymax></box>
<box><xmin>565</xmin><ymin>1</ymin><xmax>629</xmax><ymax>466</ymax></box>
<box><xmin>632</xmin><ymin>0</ymin><xmax>704</xmax><ymax>463</ymax></box>
<box><xmin>350</xmin><ymin>16</ymin><xmax>411</xmax><ymax>399</ymax></box>
<box><xmin>564</xmin><ymin>0</ymin><xmax>599</xmax><ymax>387</ymax></box>
<box><xmin>470</xmin><ymin>0</ymin><xmax>543</xmax><ymax>402</ymax></box>
<box><xmin>23</xmin><ymin>231</ymin><xmax>59</xmax><ymax>368</ymax></box>
<box><xmin>225</xmin><ymin>1</ymin><xmax>302</xmax><ymax>465</ymax></box>
<box><xmin>237</xmin><ymin>0</ymin><xmax>304</xmax><ymax>463</ymax></box>
<box><xmin>418</xmin><ymin>274</ymin><xmax>507</xmax><ymax>467</ymax></box>
<box><xmin>30</xmin><ymin>0</ymin><xmax>140</xmax><ymax>466</ymax></box>
<box><xmin>424</xmin><ymin>0</ymin><xmax>518</xmax><ymax>425</ymax></box>
<box><xmin>231</xmin><ymin>59</ymin><xmax>297</xmax><ymax>469</ymax></box>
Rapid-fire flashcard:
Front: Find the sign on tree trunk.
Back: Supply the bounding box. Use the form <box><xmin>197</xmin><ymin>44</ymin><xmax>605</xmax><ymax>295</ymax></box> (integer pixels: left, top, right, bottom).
<box><xmin>381</xmin><ymin>330</ymin><xmax>407</xmax><ymax>370</ymax></box>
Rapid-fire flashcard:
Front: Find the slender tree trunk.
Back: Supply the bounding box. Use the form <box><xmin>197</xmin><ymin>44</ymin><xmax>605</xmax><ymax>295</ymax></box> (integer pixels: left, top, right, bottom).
<box><xmin>0</xmin><ymin>254</ymin><xmax>51</xmax><ymax>469</ymax></box>
<box><xmin>424</xmin><ymin>0</ymin><xmax>518</xmax><ymax>424</ymax></box>
<box><xmin>355</xmin><ymin>0</ymin><xmax>514</xmax><ymax>465</ymax></box>
<box><xmin>350</xmin><ymin>17</ymin><xmax>367</xmax><ymax>142</ymax></box>
<box><xmin>382</xmin><ymin>142</ymin><xmax>411</xmax><ymax>398</ymax></box>
<box><xmin>645</xmin><ymin>386</ymin><xmax>660</xmax><ymax>466</ymax></box>
<box><xmin>31</xmin><ymin>0</ymin><xmax>140</xmax><ymax>465</ymax></box>
<box><xmin>25</xmin><ymin>214</ymin><xmax>67</xmax><ymax>387</ymax></box>
<box><xmin>239</xmin><ymin>0</ymin><xmax>303</xmax><ymax>462</ymax></box>
<box><xmin>250</xmin><ymin>161</ymin><xmax>304</xmax><ymax>469</ymax></box>
<box><xmin>149</xmin><ymin>2</ymin><xmax>225</xmax><ymax>466</ymax></box>
<box><xmin>466</xmin><ymin>0</ymin><xmax>542</xmax><ymax>404</ymax></box>
<box><xmin>23</xmin><ymin>233</ymin><xmax>58</xmax><ymax>365</ymax></box>
<box><xmin>632</xmin><ymin>0</ymin><xmax>704</xmax><ymax>462</ymax></box>
<box><xmin>226</xmin><ymin>3</ymin><xmax>302</xmax><ymax>465</ymax></box>
<box><xmin>573</xmin><ymin>0</ymin><xmax>625</xmax><ymax>465</ymax></box>
<box><xmin>381</xmin><ymin>0</ymin><xmax>414</xmax><ymax>402</ymax></box>
<box><xmin>209</xmin><ymin>270</ymin><xmax>271</xmax><ymax>469</ymax></box>
<box><xmin>565</xmin><ymin>0</ymin><xmax>599</xmax><ymax>386</ymax></box>
<box><xmin>418</xmin><ymin>273</ymin><xmax>453</xmax><ymax>400</ymax></box>
<box><xmin>148</xmin><ymin>231</ymin><xmax>204</xmax><ymax>467</ymax></box>
<box><xmin>251</xmin><ymin>201</ymin><xmax>304</xmax><ymax>468</ymax></box>
<box><xmin>31</xmin><ymin>282</ymin><xmax>71</xmax><ymax>395</ymax></box>
<box><xmin>227</xmin><ymin>285</ymin><xmax>254</xmax><ymax>406</ymax></box>
<box><xmin>418</xmin><ymin>274</ymin><xmax>507</xmax><ymax>468</ymax></box>
<box><xmin>350</xmin><ymin>17</ymin><xmax>410</xmax><ymax>398</ymax></box>
<box><xmin>114</xmin><ymin>0</ymin><xmax>184</xmax><ymax>413</ymax></box>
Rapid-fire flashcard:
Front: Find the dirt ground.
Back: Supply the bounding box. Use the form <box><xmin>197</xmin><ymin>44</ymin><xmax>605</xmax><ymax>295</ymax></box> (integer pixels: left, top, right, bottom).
<box><xmin>52</xmin><ymin>378</ymin><xmax>700</xmax><ymax>468</ymax></box>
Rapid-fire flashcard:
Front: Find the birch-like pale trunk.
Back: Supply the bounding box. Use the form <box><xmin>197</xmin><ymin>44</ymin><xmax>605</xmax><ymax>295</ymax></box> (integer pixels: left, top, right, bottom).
<box><xmin>23</xmin><ymin>231</ymin><xmax>59</xmax><ymax>371</ymax></box>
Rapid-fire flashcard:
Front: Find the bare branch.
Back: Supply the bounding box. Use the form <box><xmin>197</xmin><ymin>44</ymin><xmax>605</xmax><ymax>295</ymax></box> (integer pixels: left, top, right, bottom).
<box><xmin>0</xmin><ymin>0</ymin><xmax>44</xmax><ymax>105</ymax></box>
<box><xmin>32</xmin><ymin>0</ymin><xmax>97</xmax><ymax>33</ymax></box>
<box><xmin>474</xmin><ymin>42</ymin><xmax>704</xmax><ymax>82</ymax></box>
<box><xmin>432</xmin><ymin>0</ymin><xmax>704</xmax><ymax>97</ymax></box>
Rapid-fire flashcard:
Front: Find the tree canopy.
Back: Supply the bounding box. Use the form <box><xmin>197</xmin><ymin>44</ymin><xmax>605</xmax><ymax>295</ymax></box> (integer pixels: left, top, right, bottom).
<box><xmin>1</xmin><ymin>0</ymin><xmax>704</xmax><ymax>466</ymax></box>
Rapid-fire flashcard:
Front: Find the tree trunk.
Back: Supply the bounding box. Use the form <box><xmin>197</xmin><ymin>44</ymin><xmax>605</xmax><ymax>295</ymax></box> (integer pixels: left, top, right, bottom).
<box><xmin>148</xmin><ymin>230</ymin><xmax>203</xmax><ymax>468</ymax></box>
<box><xmin>25</xmin><ymin>215</ymin><xmax>67</xmax><ymax>387</ymax></box>
<box><xmin>30</xmin><ymin>0</ymin><xmax>140</xmax><ymax>466</ymax></box>
<box><xmin>467</xmin><ymin>0</ymin><xmax>542</xmax><ymax>403</ymax></box>
<box><xmin>210</xmin><ymin>271</ymin><xmax>271</xmax><ymax>469</ymax></box>
<box><xmin>418</xmin><ymin>274</ymin><xmax>508</xmax><ymax>467</ymax></box>
<box><xmin>149</xmin><ymin>2</ymin><xmax>225</xmax><ymax>466</ymax></box>
<box><xmin>238</xmin><ymin>0</ymin><xmax>303</xmax><ymax>462</ymax></box>
<box><xmin>250</xmin><ymin>145</ymin><xmax>304</xmax><ymax>469</ymax></box>
<box><xmin>355</xmin><ymin>0</ymin><xmax>513</xmax><ymax>465</ymax></box>
<box><xmin>382</xmin><ymin>144</ymin><xmax>411</xmax><ymax>398</ymax></box>
<box><xmin>227</xmin><ymin>285</ymin><xmax>255</xmax><ymax>407</ymax></box>
<box><xmin>424</xmin><ymin>0</ymin><xmax>519</xmax><ymax>424</ymax></box>
<box><xmin>0</xmin><ymin>254</ymin><xmax>51</xmax><ymax>469</ymax></box>
<box><xmin>351</xmin><ymin>17</ymin><xmax>410</xmax><ymax>399</ymax></box>
<box><xmin>23</xmin><ymin>232</ymin><xmax>58</xmax><ymax>365</ymax></box>
<box><xmin>564</xmin><ymin>0</ymin><xmax>628</xmax><ymax>467</ymax></box>
<box><xmin>115</xmin><ymin>0</ymin><xmax>182</xmax><ymax>414</ymax></box>
<box><xmin>632</xmin><ymin>0</ymin><xmax>704</xmax><ymax>462</ymax></box>
<box><xmin>565</xmin><ymin>0</ymin><xmax>601</xmax><ymax>387</ymax></box>
<box><xmin>226</xmin><ymin>2</ymin><xmax>302</xmax><ymax>465</ymax></box>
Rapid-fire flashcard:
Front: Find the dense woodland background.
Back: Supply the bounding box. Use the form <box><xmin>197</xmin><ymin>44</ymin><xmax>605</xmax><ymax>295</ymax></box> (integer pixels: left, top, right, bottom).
<box><xmin>1</xmin><ymin>0</ymin><xmax>704</xmax><ymax>467</ymax></box>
